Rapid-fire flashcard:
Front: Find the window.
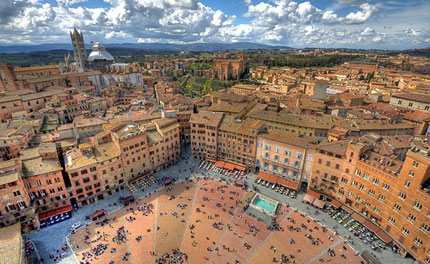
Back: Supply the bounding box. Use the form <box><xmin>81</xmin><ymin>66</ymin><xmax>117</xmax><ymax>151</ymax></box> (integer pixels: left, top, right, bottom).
<box><xmin>407</xmin><ymin>214</ymin><xmax>416</xmax><ymax>222</ymax></box>
<box><xmin>351</xmin><ymin>180</ymin><xmax>358</xmax><ymax>187</ymax></box>
<box><xmin>265</xmin><ymin>144</ymin><xmax>271</xmax><ymax>150</ymax></box>
<box><xmin>275</xmin><ymin>147</ymin><xmax>279</xmax><ymax>153</ymax></box>
<box><xmin>364</xmin><ymin>201</ymin><xmax>371</xmax><ymax>207</ymax></box>
<box><xmin>368</xmin><ymin>189</ymin><xmax>375</xmax><ymax>196</ymax></box>
<box><xmin>398</xmin><ymin>192</ymin><xmax>407</xmax><ymax>200</ymax></box>
<box><xmin>372</xmin><ymin>177</ymin><xmax>379</xmax><ymax>185</ymax></box>
<box><xmin>24</xmin><ymin>182</ymin><xmax>31</xmax><ymax>189</ymax></box>
<box><xmin>363</xmin><ymin>173</ymin><xmax>370</xmax><ymax>180</ymax></box>
<box><xmin>393</xmin><ymin>204</ymin><xmax>401</xmax><ymax>212</ymax></box>
<box><xmin>335</xmin><ymin>164</ymin><xmax>340</xmax><ymax>169</ymax></box>
<box><xmin>13</xmin><ymin>191</ymin><xmax>21</xmax><ymax>197</ymax></box>
<box><xmin>296</xmin><ymin>152</ymin><xmax>302</xmax><ymax>159</ymax></box>
<box><xmin>326</xmin><ymin>161</ymin><xmax>331</xmax><ymax>166</ymax></box>
<box><xmin>294</xmin><ymin>161</ymin><xmax>300</xmax><ymax>168</ymax></box>
<box><xmin>282</xmin><ymin>168</ymin><xmax>288</xmax><ymax>176</ymax></box>
<box><xmin>18</xmin><ymin>201</ymin><xmax>26</xmax><ymax>210</ymax></box>
<box><xmin>307</xmin><ymin>154</ymin><xmax>313</xmax><ymax>161</ymax></box>
<box><xmin>413</xmin><ymin>201</ymin><xmax>422</xmax><ymax>210</ymax></box>
<box><xmin>377</xmin><ymin>194</ymin><xmax>386</xmax><ymax>201</ymax></box>
<box><xmin>306</xmin><ymin>163</ymin><xmax>311</xmax><ymax>169</ymax></box>
<box><xmin>420</xmin><ymin>224</ymin><xmax>430</xmax><ymax>232</ymax></box>
<box><xmin>341</xmin><ymin>178</ymin><xmax>348</xmax><ymax>184</ymax></box>
<box><xmin>36</xmin><ymin>180</ymin><xmax>42</xmax><ymax>186</ymax></box>
<box><xmin>354</xmin><ymin>169</ymin><xmax>361</xmax><ymax>176</ymax></box>
<box><xmin>257</xmin><ymin>142</ymin><xmax>262</xmax><ymax>148</ymax></box>
<box><xmin>263</xmin><ymin>162</ymin><xmax>269</xmax><ymax>170</ymax></box>
<box><xmin>284</xmin><ymin>158</ymin><xmax>289</xmax><ymax>165</ymax></box>
<box><xmin>408</xmin><ymin>171</ymin><xmax>414</xmax><ymax>177</ymax></box>
<box><xmin>265</xmin><ymin>152</ymin><xmax>270</xmax><ymax>159</ymax></box>
<box><xmin>292</xmin><ymin>171</ymin><xmax>298</xmax><ymax>179</ymax></box>
<box><xmin>401</xmin><ymin>227</ymin><xmax>409</xmax><ymax>236</ymax></box>
<box><xmin>387</xmin><ymin>216</ymin><xmax>395</xmax><ymax>224</ymax></box>
<box><xmin>71</xmin><ymin>172</ymin><xmax>78</xmax><ymax>178</ymax></box>
<box><xmin>284</xmin><ymin>150</ymin><xmax>291</xmax><ymax>156</ymax></box>
<box><xmin>382</xmin><ymin>183</ymin><xmax>390</xmax><ymax>190</ymax></box>
<box><xmin>412</xmin><ymin>161</ymin><xmax>419</xmax><ymax>168</ymax></box>
<box><xmin>274</xmin><ymin>155</ymin><xmax>279</xmax><ymax>162</ymax></box>
<box><xmin>272</xmin><ymin>165</ymin><xmax>278</xmax><ymax>173</ymax></box>
<box><xmin>348</xmin><ymin>192</ymin><xmax>354</xmax><ymax>198</ymax></box>
<box><xmin>413</xmin><ymin>237</ymin><xmax>423</xmax><ymax>247</ymax></box>
<box><xmin>318</xmin><ymin>159</ymin><xmax>322</xmax><ymax>164</ymax></box>
<box><xmin>359</xmin><ymin>184</ymin><xmax>366</xmax><ymax>191</ymax></box>
<box><xmin>404</xmin><ymin>180</ymin><xmax>410</xmax><ymax>188</ymax></box>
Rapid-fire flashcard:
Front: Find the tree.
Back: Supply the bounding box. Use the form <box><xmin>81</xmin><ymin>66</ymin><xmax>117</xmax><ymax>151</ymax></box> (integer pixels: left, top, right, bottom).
<box><xmin>202</xmin><ymin>79</ymin><xmax>212</xmax><ymax>94</ymax></box>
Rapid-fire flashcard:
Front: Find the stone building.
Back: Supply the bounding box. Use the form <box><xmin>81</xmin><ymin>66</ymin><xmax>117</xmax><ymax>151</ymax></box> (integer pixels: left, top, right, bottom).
<box><xmin>255</xmin><ymin>130</ymin><xmax>315</xmax><ymax>191</ymax></box>
<box><xmin>70</xmin><ymin>28</ymin><xmax>89</xmax><ymax>73</ymax></box>
<box><xmin>212</xmin><ymin>52</ymin><xmax>245</xmax><ymax>81</ymax></box>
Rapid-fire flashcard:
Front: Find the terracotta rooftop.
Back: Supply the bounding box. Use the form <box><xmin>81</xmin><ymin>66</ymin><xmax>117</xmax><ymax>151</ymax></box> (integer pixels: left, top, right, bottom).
<box><xmin>0</xmin><ymin>222</ymin><xmax>22</xmax><ymax>264</ymax></box>
<box><xmin>392</xmin><ymin>92</ymin><xmax>430</xmax><ymax>104</ymax></box>
<box><xmin>190</xmin><ymin>111</ymin><xmax>224</xmax><ymax>126</ymax></box>
<box><xmin>258</xmin><ymin>129</ymin><xmax>315</xmax><ymax>148</ymax></box>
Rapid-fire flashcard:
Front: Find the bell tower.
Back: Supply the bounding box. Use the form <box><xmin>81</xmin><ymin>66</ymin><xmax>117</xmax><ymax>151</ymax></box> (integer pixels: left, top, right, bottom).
<box><xmin>70</xmin><ymin>28</ymin><xmax>88</xmax><ymax>72</ymax></box>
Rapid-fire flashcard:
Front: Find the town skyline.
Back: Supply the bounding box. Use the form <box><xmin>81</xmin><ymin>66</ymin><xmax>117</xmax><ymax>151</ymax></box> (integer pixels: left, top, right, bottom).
<box><xmin>0</xmin><ymin>0</ymin><xmax>429</xmax><ymax>50</ymax></box>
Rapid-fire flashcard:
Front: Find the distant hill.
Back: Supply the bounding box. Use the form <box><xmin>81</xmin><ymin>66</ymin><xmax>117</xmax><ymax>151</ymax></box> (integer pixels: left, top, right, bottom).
<box><xmin>0</xmin><ymin>42</ymin><xmax>292</xmax><ymax>54</ymax></box>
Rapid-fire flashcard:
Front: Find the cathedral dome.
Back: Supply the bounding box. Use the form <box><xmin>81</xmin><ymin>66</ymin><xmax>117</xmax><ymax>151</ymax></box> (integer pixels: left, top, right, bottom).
<box><xmin>87</xmin><ymin>42</ymin><xmax>114</xmax><ymax>62</ymax></box>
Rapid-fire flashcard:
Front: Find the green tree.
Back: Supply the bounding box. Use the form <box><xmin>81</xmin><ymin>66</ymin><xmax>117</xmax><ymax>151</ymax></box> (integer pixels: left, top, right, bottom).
<box><xmin>202</xmin><ymin>79</ymin><xmax>212</xmax><ymax>94</ymax></box>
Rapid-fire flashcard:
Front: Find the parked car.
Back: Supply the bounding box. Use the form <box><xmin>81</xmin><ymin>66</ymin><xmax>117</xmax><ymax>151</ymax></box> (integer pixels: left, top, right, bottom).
<box><xmin>70</xmin><ymin>222</ymin><xmax>81</xmax><ymax>231</ymax></box>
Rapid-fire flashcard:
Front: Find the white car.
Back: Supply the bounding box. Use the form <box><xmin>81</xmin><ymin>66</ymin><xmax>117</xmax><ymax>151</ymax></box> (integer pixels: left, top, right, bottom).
<box><xmin>70</xmin><ymin>222</ymin><xmax>81</xmax><ymax>231</ymax></box>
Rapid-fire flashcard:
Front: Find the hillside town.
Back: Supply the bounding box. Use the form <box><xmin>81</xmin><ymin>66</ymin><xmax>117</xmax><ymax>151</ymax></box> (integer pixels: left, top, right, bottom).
<box><xmin>0</xmin><ymin>28</ymin><xmax>430</xmax><ymax>264</ymax></box>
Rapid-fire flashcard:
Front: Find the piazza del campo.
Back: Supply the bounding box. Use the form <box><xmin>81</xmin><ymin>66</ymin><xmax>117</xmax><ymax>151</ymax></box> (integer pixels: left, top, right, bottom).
<box><xmin>0</xmin><ymin>1</ymin><xmax>429</xmax><ymax>264</ymax></box>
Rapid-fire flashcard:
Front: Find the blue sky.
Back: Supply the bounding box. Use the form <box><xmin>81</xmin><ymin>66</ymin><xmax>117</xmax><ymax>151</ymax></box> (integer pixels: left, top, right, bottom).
<box><xmin>0</xmin><ymin>0</ymin><xmax>429</xmax><ymax>49</ymax></box>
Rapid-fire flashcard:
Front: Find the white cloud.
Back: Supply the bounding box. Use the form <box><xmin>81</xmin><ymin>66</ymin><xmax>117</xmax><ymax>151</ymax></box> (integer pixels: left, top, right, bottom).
<box><xmin>244</xmin><ymin>0</ymin><xmax>252</xmax><ymax>6</ymax></box>
<box><xmin>345</xmin><ymin>3</ymin><xmax>378</xmax><ymax>24</ymax></box>
<box><xmin>0</xmin><ymin>0</ymin><xmax>428</xmax><ymax>49</ymax></box>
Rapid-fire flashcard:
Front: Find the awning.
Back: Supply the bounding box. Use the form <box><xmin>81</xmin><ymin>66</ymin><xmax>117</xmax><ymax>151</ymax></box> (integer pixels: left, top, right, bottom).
<box><xmin>39</xmin><ymin>210</ymin><xmax>57</xmax><ymax>221</ymax></box>
<box><xmin>206</xmin><ymin>159</ymin><xmax>216</xmax><ymax>163</ymax></box>
<box><xmin>303</xmin><ymin>194</ymin><xmax>316</xmax><ymax>204</ymax></box>
<box><xmin>306</xmin><ymin>189</ymin><xmax>321</xmax><ymax>199</ymax></box>
<box><xmin>223</xmin><ymin>162</ymin><xmax>235</xmax><ymax>171</ymax></box>
<box><xmin>257</xmin><ymin>171</ymin><xmax>278</xmax><ymax>184</ymax></box>
<box><xmin>277</xmin><ymin>177</ymin><xmax>299</xmax><ymax>190</ymax></box>
<box><xmin>351</xmin><ymin>212</ymin><xmax>366</xmax><ymax>223</ymax></box>
<box><xmin>39</xmin><ymin>205</ymin><xmax>72</xmax><ymax>221</ymax></box>
<box><xmin>313</xmin><ymin>199</ymin><xmax>325</xmax><ymax>209</ymax></box>
<box><xmin>55</xmin><ymin>205</ymin><xmax>72</xmax><ymax>215</ymax></box>
<box><xmin>363</xmin><ymin>220</ymin><xmax>379</xmax><ymax>234</ymax></box>
<box><xmin>363</xmin><ymin>219</ymin><xmax>393</xmax><ymax>244</ymax></box>
<box><xmin>91</xmin><ymin>210</ymin><xmax>106</xmax><ymax>219</ymax></box>
<box><xmin>341</xmin><ymin>205</ymin><xmax>353</xmax><ymax>214</ymax></box>
<box><xmin>214</xmin><ymin>161</ymin><xmax>223</xmax><ymax>167</ymax></box>
<box><xmin>330</xmin><ymin>199</ymin><xmax>342</xmax><ymax>209</ymax></box>
<box><xmin>375</xmin><ymin>229</ymin><xmax>393</xmax><ymax>244</ymax></box>
<box><xmin>233</xmin><ymin>164</ymin><xmax>246</xmax><ymax>171</ymax></box>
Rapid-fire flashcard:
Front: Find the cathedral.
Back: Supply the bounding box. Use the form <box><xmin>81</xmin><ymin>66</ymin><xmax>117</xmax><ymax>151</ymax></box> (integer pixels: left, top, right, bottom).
<box><xmin>69</xmin><ymin>28</ymin><xmax>115</xmax><ymax>72</ymax></box>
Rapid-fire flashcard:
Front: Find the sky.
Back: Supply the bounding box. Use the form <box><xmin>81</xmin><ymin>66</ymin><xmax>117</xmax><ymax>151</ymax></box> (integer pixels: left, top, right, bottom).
<box><xmin>0</xmin><ymin>0</ymin><xmax>429</xmax><ymax>49</ymax></box>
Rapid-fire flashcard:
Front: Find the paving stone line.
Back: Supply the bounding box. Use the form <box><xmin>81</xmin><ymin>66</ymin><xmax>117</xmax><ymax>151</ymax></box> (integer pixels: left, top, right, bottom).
<box><xmin>304</xmin><ymin>238</ymin><xmax>344</xmax><ymax>264</ymax></box>
<box><xmin>121</xmin><ymin>207</ymin><xmax>133</xmax><ymax>264</ymax></box>
<box><xmin>152</xmin><ymin>191</ymin><xmax>159</xmax><ymax>264</ymax></box>
<box><xmin>243</xmin><ymin>207</ymin><xmax>293</xmax><ymax>264</ymax></box>
<box><xmin>204</xmin><ymin>189</ymin><xmax>249</xmax><ymax>263</ymax></box>
<box><xmin>179</xmin><ymin>179</ymin><xmax>201</xmax><ymax>250</ymax></box>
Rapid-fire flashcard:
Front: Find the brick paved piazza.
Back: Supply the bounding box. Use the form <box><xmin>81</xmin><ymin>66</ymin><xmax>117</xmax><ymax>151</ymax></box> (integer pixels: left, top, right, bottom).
<box><xmin>25</xmin><ymin>155</ymin><xmax>413</xmax><ymax>264</ymax></box>
<box><xmin>66</xmin><ymin>177</ymin><xmax>361</xmax><ymax>264</ymax></box>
